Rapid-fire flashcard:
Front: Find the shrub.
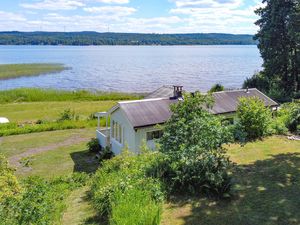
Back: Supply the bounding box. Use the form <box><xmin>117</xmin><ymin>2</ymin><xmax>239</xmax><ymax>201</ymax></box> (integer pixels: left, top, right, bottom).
<box><xmin>159</xmin><ymin>92</ymin><xmax>233</xmax><ymax>196</ymax></box>
<box><xmin>57</xmin><ymin>109</ymin><xmax>78</xmax><ymax>122</ymax></box>
<box><xmin>209</xmin><ymin>83</ymin><xmax>224</xmax><ymax>93</ymax></box>
<box><xmin>285</xmin><ymin>101</ymin><xmax>300</xmax><ymax>134</ymax></box>
<box><xmin>236</xmin><ymin>97</ymin><xmax>272</xmax><ymax>141</ymax></box>
<box><xmin>99</xmin><ymin>147</ymin><xmax>114</xmax><ymax>161</ymax></box>
<box><xmin>87</xmin><ymin>138</ymin><xmax>102</xmax><ymax>153</ymax></box>
<box><xmin>90</xmin><ymin>151</ymin><xmax>164</xmax><ymax>223</ymax></box>
<box><xmin>0</xmin><ymin>154</ymin><xmax>21</xmax><ymax>201</ymax></box>
<box><xmin>0</xmin><ymin>173</ymin><xmax>90</xmax><ymax>225</ymax></box>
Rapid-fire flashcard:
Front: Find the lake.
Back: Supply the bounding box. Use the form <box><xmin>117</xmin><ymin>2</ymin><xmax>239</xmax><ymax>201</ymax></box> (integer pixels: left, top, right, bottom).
<box><xmin>0</xmin><ymin>45</ymin><xmax>262</xmax><ymax>93</ymax></box>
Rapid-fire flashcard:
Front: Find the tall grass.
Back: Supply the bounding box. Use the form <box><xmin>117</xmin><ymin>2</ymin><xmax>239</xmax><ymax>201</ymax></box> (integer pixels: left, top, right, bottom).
<box><xmin>0</xmin><ymin>63</ymin><xmax>67</xmax><ymax>80</ymax></box>
<box><xmin>111</xmin><ymin>188</ymin><xmax>162</xmax><ymax>225</ymax></box>
<box><xmin>91</xmin><ymin>151</ymin><xmax>164</xmax><ymax>224</ymax></box>
<box><xmin>0</xmin><ymin>88</ymin><xmax>141</xmax><ymax>103</ymax></box>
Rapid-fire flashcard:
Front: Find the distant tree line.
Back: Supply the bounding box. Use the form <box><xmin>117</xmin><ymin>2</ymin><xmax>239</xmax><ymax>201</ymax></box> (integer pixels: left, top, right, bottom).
<box><xmin>244</xmin><ymin>0</ymin><xmax>300</xmax><ymax>102</ymax></box>
<box><xmin>0</xmin><ymin>32</ymin><xmax>257</xmax><ymax>45</ymax></box>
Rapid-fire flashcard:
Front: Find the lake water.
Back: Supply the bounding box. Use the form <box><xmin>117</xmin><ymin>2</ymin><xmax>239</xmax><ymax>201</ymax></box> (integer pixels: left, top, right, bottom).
<box><xmin>0</xmin><ymin>45</ymin><xmax>262</xmax><ymax>93</ymax></box>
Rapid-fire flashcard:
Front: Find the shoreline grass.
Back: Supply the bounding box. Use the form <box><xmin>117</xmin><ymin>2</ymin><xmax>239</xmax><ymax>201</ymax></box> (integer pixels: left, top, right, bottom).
<box><xmin>0</xmin><ymin>63</ymin><xmax>67</xmax><ymax>80</ymax></box>
<box><xmin>0</xmin><ymin>88</ymin><xmax>142</xmax><ymax>104</ymax></box>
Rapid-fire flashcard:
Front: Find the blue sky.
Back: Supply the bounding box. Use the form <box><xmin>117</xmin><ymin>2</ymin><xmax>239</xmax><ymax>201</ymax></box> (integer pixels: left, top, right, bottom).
<box><xmin>0</xmin><ymin>0</ymin><xmax>263</xmax><ymax>34</ymax></box>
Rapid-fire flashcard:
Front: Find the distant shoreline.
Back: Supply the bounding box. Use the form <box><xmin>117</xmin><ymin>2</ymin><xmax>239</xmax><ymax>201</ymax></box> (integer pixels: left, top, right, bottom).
<box><xmin>0</xmin><ymin>31</ymin><xmax>257</xmax><ymax>46</ymax></box>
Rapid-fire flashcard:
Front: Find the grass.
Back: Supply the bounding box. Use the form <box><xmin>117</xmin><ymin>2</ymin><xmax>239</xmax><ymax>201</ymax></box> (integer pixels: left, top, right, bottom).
<box><xmin>0</xmin><ymin>88</ymin><xmax>141</xmax><ymax>104</ymax></box>
<box><xmin>0</xmin><ymin>128</ymin><xmax>99</xmax><ymax>178</ymax></box>
<box><xmin>162</xmin><ymin>136</ymin><xmax>300</xmax><ymax>225</ymax></box>
<box><xmin>62</xmin><ymin>187</ymin><xmax>99</xmax><ymax>225</ymax></box>
<box><xmin>0</xmin><ymin>101</ymin><xmax>116</xmax><ymax>123</ymax></box>
<box><xmin>0</xmin><ymin>63</ymin><xmax>67</xmax><ymax>80</ymax></box>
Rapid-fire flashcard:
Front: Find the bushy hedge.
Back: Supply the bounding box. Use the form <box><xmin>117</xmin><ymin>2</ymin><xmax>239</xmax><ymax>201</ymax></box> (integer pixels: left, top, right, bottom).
<box><xmin>235</xmin><ymin>97</ymin><xmax>272</xmax><ymax>141</ymax></box>
<box><xmin>90</xmin><ymin>150</ymin><xmax>164</xmax><ymax>224</ymax></box>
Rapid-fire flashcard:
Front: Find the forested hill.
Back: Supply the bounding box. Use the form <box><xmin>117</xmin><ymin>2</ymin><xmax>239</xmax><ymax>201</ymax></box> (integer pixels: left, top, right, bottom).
<box><xmin>0</xmin><ymin>32</ymin><xmax>256</xmax><ymax>45</ymax></box>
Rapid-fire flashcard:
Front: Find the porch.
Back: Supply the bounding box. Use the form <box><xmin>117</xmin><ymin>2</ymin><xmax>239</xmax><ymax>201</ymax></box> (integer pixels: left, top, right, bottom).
<box><xmin>95</xmin><ymin>112</ymin><xmax>110</xmax><ymax>149</ymax></box>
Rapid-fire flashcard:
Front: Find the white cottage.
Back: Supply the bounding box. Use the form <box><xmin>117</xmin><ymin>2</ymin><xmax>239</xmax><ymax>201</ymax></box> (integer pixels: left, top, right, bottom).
<box><xmin>95</xmin><ymin>86</ymin><xmax>278</xmax><ymax>155</ymax></box>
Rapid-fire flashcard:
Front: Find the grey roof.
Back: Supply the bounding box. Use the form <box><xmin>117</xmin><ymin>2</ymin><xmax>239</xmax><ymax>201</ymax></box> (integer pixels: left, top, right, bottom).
<box><xmin>117</xmin><ymin>98</ymin><xmax>178</xmax><ymax>128</ymax></box>
<box><xmin>210</xmin><ymin>88</ymin><xmax>278</xmax><ymax>114</ymax></box>
<box><xmin>145</xmin><ymin>86</ymin><xmax>175</xmax><ymax>99</ymax></box>
<box><xmin>111</xmin><ymin>88</ymin><xmax>278</xmax><ymax>129</ymax></box>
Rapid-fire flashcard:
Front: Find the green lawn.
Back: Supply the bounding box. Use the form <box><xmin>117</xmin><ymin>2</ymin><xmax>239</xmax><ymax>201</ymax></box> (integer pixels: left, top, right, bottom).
<box><xmin>162</xmin><ymin>136</ymin><xmax>300</xmax><ymax>225</ymax></box>
<box><xmin>0</xmin><ymin>63</ymin><xmax>67</xmax><ymax>80</ymax></box>
<box><xmin>0</xmin><ymin>101</ymin><xmax>116</xmax><ymax>123</ymax></box>
<box><xmin>0</xmin><ymin>128</ymin><xmax>99</xmax><ymax>178</ymax></box>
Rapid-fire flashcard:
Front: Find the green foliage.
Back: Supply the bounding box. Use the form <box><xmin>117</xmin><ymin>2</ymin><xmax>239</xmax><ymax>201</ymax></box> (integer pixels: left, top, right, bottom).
<box><xmin>110</xmin><ymin>188</ymin><xmax>162</xmax><ymax>225</ymax></box>
<box><xmin>159</xmin><ymin>92</ymin><xmax>233</xmax><ymax>196</ymax></box>
<box><xmin>57</xmin><ymin>109</ymin><xmax>78</xmax><ymax>122</ymax></box>
<box><xmin>0</xmin><ymin>154</ymin><xmax>21</xmax><ymax>201</ymax></box>
<box><xmin>236</xmin><ymin>97</ymin><xmax>272</xmax><ymax>141</ymax></box>
<box><xmin>285</xmin><ymin>101</ymin><xmax>300</xmax><ymax>134</ymax></box>
<box><xmin>87</xmin><ymin>138</ymin><xmax>102</xmax><ymax>153</ymax></box>
<box><xmin>0</xmin><ymin>32</ymin><xmax>257</xmax><ymax>45</ymax></box>
<box><xmin>90</xmin><ymin>151</ymin><xmax>164</xmax><ymax>224</ymax></box>
<box><xmin>249</xmin><ymin>0</ymin><xmax>300</xmax><ymax>100</ymax></box>
<box><xmin>209</xmin><ymin>83</ymin><xmax>225</xmax><ymax>93</ymax></box>
<box><xmin>19</xmin><ymin>156</ymin><xmax>35</xmax><ymax>167</ymax></box>
<box><xmin>0</xmin><ymin>88</ymin><xmax>140</xmax><ymax>104</ymax></box>
<box><xmin>0</xmin><ymin>172</ymin><xmax>90</xmax><ymax>225</ymax></box>
<box><xmin>99</xmin><ymin>147</ymin><xmax>114</xmax><ymax>161</ymax></box>
<box><xmin>0</xmin><ymin>120</ymin><xmax>96</xmax><ymax>137</ymax></box>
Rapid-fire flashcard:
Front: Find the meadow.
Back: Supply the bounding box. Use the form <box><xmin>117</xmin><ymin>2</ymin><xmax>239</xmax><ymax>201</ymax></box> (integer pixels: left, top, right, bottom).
<box><xmin>2</xmin><ymin>130</ymin><xmax>300</xmax><ymax>225</ymax></box>
<box><xmin>162</xmin><ymin>136</ymin><xmax>300</xmax><ymax>225</ymax></box>
<box><xmin>0</xmin><ymin>63</ymin><xmax>67</xmax><ymax>79</ymax></box>
<box><xmin>0</xmin><ymin>88</ymin><xmax>140</xmax><ymax>136</ymax></box>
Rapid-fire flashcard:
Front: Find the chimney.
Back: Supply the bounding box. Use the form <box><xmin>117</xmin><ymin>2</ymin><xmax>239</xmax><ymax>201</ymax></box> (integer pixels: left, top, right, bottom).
<box><xmin>245</xmin><ymin>86</ymin><xmax>249</xmax><ymax>93</ymax></box>
<box><xmin>171</xmin><ymin>85</ymin><xmax>183</xmax><ymax>99</ymax></box>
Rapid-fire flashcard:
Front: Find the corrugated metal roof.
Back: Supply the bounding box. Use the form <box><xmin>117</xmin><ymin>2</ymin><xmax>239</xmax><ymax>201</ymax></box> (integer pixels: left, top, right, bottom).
<box><xmin>118</xmin><ymin>98</ymin><xmax>178</xmax><ymax>128</ymax></box>
<box><xmin>145</xmin><ymin>86</ymin><xmax>174</xmax><ymax>99</ymax></box>
<box><xmin>210</xmin><ymin>88</ymin><xmax>278</xmax><ymax>114</ymax></box>
<box><xmin>112</xmin><ymin>88</ymin><xmax>278</xmax><ymax>128</ymax></box>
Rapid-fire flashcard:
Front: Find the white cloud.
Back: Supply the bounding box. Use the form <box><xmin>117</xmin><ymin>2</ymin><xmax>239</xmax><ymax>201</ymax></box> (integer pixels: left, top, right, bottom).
<box><xmin>94</xmin><ymin>0</ymin><xmax>129</xmax><ymax>4</ymax></box>
<box><xmin>0</xmin><ymin>11</ymin><xmax>26</xmax><ymax>22</ymax></box>
<box><xmin>20</xmin><ymin>0</ymin><xmax>85</xmax><ymax>10</ymax></box>
<box><xmin>83</xmin><ymin>6</ymin><xmax>136</xmax><ymax>16</ymax></box>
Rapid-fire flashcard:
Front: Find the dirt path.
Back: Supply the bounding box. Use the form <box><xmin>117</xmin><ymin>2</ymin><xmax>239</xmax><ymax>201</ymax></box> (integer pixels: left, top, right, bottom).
<box><xmin>62</xmin><ymin>186</ymin><xmax>98</xmax><ymax>225</ymax></box>
<box><xmin>8</xmin><ymin>135</ymin><xmax>90</xmax><ymax>168</ymax></box>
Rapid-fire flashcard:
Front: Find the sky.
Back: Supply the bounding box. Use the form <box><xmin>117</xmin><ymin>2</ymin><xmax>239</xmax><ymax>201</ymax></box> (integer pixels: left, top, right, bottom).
<box><xmin>0</xmin><ymin>0</ymin><xmax>264</xmax><ymax>34</ymax></box>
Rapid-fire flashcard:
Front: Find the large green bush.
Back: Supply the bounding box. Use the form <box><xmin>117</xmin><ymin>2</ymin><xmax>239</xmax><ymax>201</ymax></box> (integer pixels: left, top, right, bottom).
<box><xmin>90</xmin><ymin>150</ymin><xmax>164</xmax><ymax>224</ymax></box>
<box><xmin>0</xmin><ymin>155</ymin><xmax>89</xmax><ymax>225</ymax></box>
<box><xmin>285</xmin><ymin>101</ymin><xmax>300</xmax><ymax>134</ymax></box>
<box><xmin>159</xmin><ymin>92</ymin><xmax>233</xmax><ymax>196</ymax></box>
<box><xmin>236</xmin><ymin>97</ymin><xmax>272</xmax><ymax>141</ymax></box>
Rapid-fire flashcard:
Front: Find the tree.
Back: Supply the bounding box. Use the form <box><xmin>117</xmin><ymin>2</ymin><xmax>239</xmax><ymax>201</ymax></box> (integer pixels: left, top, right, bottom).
<box><xmin>247</xmin><ymin>0</ymin><xmax>300</xmax><ymax>99</ymax></box>
<box><xmin>159</xmin><ymin>93</ymin><xmax>233</xmax><ymax>196</ymax></box>
<box><xmin>236</xmin><ymin>97</ymin><xmax>272</xmax><ymax>141</ymax></box>
<box><xmin>209</xmin><ymin>83</ymin><xmax>225</xmax><ymax>93</ymax></box>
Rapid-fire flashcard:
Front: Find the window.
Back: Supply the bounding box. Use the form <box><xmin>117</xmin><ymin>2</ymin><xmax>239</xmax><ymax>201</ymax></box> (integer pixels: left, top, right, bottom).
<box><xmin>146</xmin><ymin>130</ymin><xmax>163</xmax><ymax>141</ymax></box>
<box><xmin>112</xmin><ymin>120</ymin><xmax>123</xmax><ymax>144</ymax></box>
